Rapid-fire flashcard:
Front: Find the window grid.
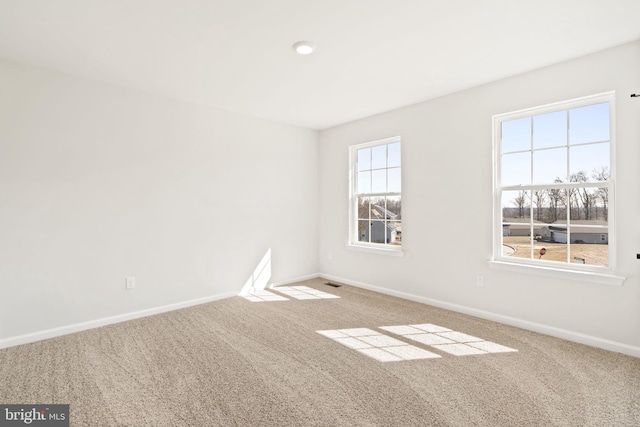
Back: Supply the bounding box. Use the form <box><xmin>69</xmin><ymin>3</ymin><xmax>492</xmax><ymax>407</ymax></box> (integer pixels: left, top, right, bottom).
<box><xmin>494</xmin><ymin>92</ymin><xmax>614</xmax><ymax>271</ymax></box>
<box><xmin>350</xmin><ymin>136</ymin><xmax>402</xmax><ymax>250</ymax></box>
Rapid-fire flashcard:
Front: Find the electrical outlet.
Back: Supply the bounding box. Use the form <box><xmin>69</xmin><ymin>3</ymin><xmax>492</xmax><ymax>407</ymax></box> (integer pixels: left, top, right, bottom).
<box><xmin>126</xmin><ymin>276</ymin><xmax>135</xmax><ymax>289</ymax></box>
<box><xmin>476</xmin><ymin>275</ymin><xmax>484</xmax><ymax>287</ymax></box>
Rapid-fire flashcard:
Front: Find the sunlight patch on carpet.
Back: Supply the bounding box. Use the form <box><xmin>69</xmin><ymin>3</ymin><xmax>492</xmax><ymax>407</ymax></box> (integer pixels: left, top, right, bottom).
<box><xmin>273</xmin><ymin>286</ymin><xmax>340</xmax><ymax>300</ymax></box>
<box><xmin>379</xmin><ymin>324</ymin><xmax>518</xmax><ymax>356</ymax></box>
<box><xmin>242</xmin><ymin>290</ymin><xmax>289</xmax><ymax>302</ymax></box>
<box><xmin>317</xmin><ymin>328</ymin><xmax>440</xmax><ymax>362</ymax></box>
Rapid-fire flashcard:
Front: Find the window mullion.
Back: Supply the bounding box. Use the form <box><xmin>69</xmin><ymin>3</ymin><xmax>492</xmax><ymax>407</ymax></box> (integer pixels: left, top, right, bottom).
<box><xmin>502</xmin><ymin>181</ymin><xmax>609</xmax><ymax>192</ymax></box>
<box><xmin>356</xmin><ymin>191</ymin><xmax>401</xmax><ymax>197</ymax></box>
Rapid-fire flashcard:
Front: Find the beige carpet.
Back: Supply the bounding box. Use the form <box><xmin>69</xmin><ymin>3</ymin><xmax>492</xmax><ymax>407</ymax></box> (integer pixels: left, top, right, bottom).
<box><xmin>1</xmin><ymin>278</ymin><xmax>639</xmax><ymax>426</ymax></box>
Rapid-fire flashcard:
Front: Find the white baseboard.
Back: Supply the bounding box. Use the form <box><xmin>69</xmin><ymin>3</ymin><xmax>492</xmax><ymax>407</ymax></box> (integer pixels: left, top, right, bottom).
<box><xmin>270</xmin><ymin>273</ymin><xmax>321</xmax><ymax>287</ymax></box>
<box><xmin>1</xmin><ymin>271</ymin><xmax>322</xmax><ymax>350</ymax></box>
<box><xmin>319</xmin><ymin>273</ymin><xmax>640</xmax><ymax>359</ymax></box>
<box><xmin>0</xmin><ymin>291</ymin><xmax>237</xmax><ymax>350</ymax></box>
<box><xmin>6</xmin><ymin>272</ymin><xmax>638</xmax><ymax>359</ymax></box>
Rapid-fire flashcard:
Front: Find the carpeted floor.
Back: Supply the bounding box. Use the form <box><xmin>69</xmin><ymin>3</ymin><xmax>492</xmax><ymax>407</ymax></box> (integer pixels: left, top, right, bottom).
<box><xmin>1</xmin><ymin>278</ymin><xmax>639</xmax><ymax>426</ymax></box>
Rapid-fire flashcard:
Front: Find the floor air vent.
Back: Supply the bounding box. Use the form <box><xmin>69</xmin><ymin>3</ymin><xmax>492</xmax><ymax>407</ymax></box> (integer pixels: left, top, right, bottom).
<box><xmin>324</xmin><ymin>282</ymin><xmax>342</xmax><ymax>288</ymax></box>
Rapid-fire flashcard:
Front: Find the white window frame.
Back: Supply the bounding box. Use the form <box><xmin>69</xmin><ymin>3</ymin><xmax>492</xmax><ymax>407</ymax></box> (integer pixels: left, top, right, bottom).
<box><xmin>348</xmin><ymin>136</ymin><xmax>404</xmax><ymax>256</ymax></box>
<box><xmin>490</xmin><ymin>92</ymin><xmax>624</xmax><ymax>286</ymax></box>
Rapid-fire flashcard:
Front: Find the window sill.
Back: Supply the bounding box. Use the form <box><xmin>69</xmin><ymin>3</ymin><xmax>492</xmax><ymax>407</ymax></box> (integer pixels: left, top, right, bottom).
<box><xmin>487</xmin><ymin>260</ymin><xmax>625</xmax><ymax>286</ymax></box>
<box><xmin>347</xmin><ymin>244</ymin><xmax>405</xmax><ymax>257</ymax></box>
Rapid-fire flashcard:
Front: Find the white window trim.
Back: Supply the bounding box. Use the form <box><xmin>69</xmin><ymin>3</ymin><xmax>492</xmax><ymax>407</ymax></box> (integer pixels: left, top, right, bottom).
<box><xmin>348</xmin><ymin>136</ymin><xmax>404</xmax><ymax>256</ymax></box>
<box><xmin>346</xmin><ymin>243</ymin><xmax>405</xmax><ymax>257</ymax></box>
<box><xmin>490</xmin><ymin>92</ymin><xmax>625</xmax><ymax>286</ymax></box>
<box><xmin>487</xmin><ymin>260</ymin><xmax>624</xmax><ymax>286</ymax></box>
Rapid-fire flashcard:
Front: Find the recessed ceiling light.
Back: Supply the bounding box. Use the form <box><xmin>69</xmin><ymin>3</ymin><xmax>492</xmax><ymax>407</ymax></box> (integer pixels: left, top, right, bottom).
<box><xmin>293</xmin><ymin>41</ymin><xmax>315</xmax><ymax>55</ymax></box>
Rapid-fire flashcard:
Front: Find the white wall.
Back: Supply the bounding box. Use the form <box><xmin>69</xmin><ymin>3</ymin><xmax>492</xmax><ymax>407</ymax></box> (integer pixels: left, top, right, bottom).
<box><xmin>0</xmin><ymin>59</ymin><xmax>318</xmax><ymax>342</ymax></box>
<box><xmin>319</xmin><ymin>41</ymin><xmax>640</xmax><ymax>352</ymax></box>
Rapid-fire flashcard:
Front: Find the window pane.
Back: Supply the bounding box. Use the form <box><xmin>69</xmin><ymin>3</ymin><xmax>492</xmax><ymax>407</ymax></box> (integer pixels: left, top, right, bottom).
<box><xmin>502</xmin><ymin>117</ymin><xmax>530</xmax><ymax>153</ymax></box>
<box><xmin>570</xmin><ymin>143</ymin><xmax>609</xmax><ymax>180</ymax></box>
<box><xmin>502</xmin><ymin>190</ymin><xmax>531</xmax><ymax>259</ymax></box>
<box><xmin>502</xmin><ymin>232</ymin><xmax>532</xmax><ymax>260</ymax></box>
<box><xmin>531</xmin><ymin>190</ymin><xmax>548</xmax><ymax>225</ymax></box>
<box><xmin>370</xmin><ymin>198</ymin><xmax>386</xmax><ymax>220</ymax></box>
<box><xmin>536</xmin><ymin>241</ymin><xmax>567</xmax><ymax>263</ymax></box>
<box><xmin>502</xmin><ymin>190</ymin><xmax>530</xmax><ymax>221</ymax></box>
<box><xmin>357</xmin><ymin>148</ymin><xmax>371</xmax><ymax>171</ymax></box>
<box><xmin>388</xmin><ymin>142</ymin><xmax>401</xmax><ymax>167</ymax></box>
<box><xmin>570</xmin><ymin>102</ymin><xmax>609</xmax><ymax>145</ymax></box>
<box><xmin>566</xmin><ymin>188</ymin><xmax>579</xmax><ymax>220</ymax></box>
<box><xmin>357</xmin><ymin>171</ymin><xmax>371</xmax><ymax>194</ymax></box>
<box><xmin>533</xmin><ymin>110</ymin><xmax>566</xmax><ymax>149</ymax></box>
<box><xmin>538</xmin><ymin>187</ymin><xmax>567</xmax><ymax>258</ymax></box>
<box><xmin>571</xmin><ymin>240</ymin><xmax>608</xmax><ymax>267</ymax></box>
<box><xmin>388</xmin><ymin>167</ymin><xmax>401</xmax><ymax>193</ymax></box>
<box><xmin>390</xmin><ymin>221</ymin><xmax>402</xmax><ymax>244</ymax></box>
<box><xmin>502</xmin><ymin>238</ymin><xmax>533</xmax><ymax>260</ymax></box>
<box><xmin>538</xmin><ymin>188</ymin><xmax>568</xmax><ymax>225</ymax></box>
<box><xmin>569</xmin><ymin>222</ymin><xmax>608</xmax><ymax>266</ymax></box>
<box><xmin>370</xmin><ymin>220</ymin><xmax>386</xmax><ymax>243</ymax></box>
<box><xmin>502</xmin><ymin>152</ymin><xmax>531</xmax><ymax>186</ymax></box>
<box><xmin>357</xmin><ymin>196</ymin><xmax>371</xmax><ymax>219</ymax></box>
<box><xmin>533</xmin><ymin>147</ymin><xmax>567</xmax><ymax>184</ymax></box>
<box><xmin>358</xmin><ymin>220</ymin><xmax>370</xmax><ymax>242</ymax></box>
<box><xmin>568</xmin><ymin>187</ymin><xmax>603</xmax><ymax>221</ymax></box>
<box><xmin>590</xmin><ymin>166</ymin><xmax>610</xmax><ymax>182</ymax></box>
<box><xmin>371</xmin><ymin>169</ymin><xmax>386</xmax><ymax>193</ymax></box>
<box><xmin>371</xmin><ymin>145</ymin><xmax>386</xmax><ymax>169</ymax></box>
<box><xmin>386</xmin><ymin>195</ymin><xmax>401</xmax><ymax>220</ymax></box>
<box><xmin>593</xmin><ymin>187</ymin><xmax>609</xmax><ymax>222</ymax></box>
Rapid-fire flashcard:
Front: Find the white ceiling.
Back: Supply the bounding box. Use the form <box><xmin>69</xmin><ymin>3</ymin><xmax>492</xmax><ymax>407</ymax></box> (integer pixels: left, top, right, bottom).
<box><xmin>0</xmin><ymin>0</ymin><xmax>639</xmax><ymax>130</ymax></box>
